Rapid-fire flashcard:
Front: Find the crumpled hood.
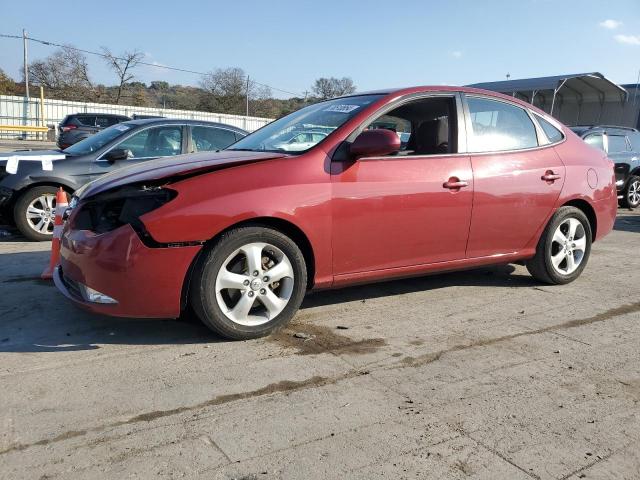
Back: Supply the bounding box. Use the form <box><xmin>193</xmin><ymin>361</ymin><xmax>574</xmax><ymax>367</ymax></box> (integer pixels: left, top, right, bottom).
<box><xmin>78</xmin><ymin>150</ymin><xmax>288</xmax><ymax>199</ymax></box>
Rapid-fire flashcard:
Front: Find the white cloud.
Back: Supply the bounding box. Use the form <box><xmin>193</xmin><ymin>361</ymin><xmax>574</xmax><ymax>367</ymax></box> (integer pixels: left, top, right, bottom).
<box><xmin>451</xmin><ymin>51</ymin><xmax>462</xmax><ymax>58</ymax></box>
<box><xmin>614</xmin><ymin>34</ymin><xmax>640</xmax><ymax>45</ymax></box>
<box><xmin>599</xmin><ymin>19</ymin><xmax>622</xmax><ymax>29</ymax></box>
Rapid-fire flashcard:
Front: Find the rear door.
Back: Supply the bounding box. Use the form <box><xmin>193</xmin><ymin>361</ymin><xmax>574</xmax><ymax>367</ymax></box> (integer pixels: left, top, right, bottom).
<box><xmin>605</xmin><ymin>131</ymin><xmax>635</xmax><ymax>186</ymax></box>
<box><xmin>463</xmin><ymin>95</ymin><xmax>565</xmax><ymax>258</ymax></box>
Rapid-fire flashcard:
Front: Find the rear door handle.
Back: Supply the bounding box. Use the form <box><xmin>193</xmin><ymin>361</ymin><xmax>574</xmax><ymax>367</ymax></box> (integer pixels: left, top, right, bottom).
<box><xmin>443</xmin><ymin>178</ymin><xmax>469</xmax><ymax>190</ymax></box>
<box><xmin>541</xmin><ymin>171</ymin><xmax>561</xmax><ymax>182</ymax></box>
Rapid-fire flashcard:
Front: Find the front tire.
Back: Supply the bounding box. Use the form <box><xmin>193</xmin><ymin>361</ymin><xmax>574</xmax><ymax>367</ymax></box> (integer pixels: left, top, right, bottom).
<box><xmin>526</xmin><ymin>206</ymin><xmax>592</xmax><ymax>285</ymax></box>
<box><xmin>13</xmin><ymin>186</ymin><xmax>60</xmax><ymax>241</ymax></box>
<box><xmin>190</xmin><ymin>226</ymin><xmax>307</xmax><ymax>340</ymax></box>
<box><xmin>619</xmin><ymin>176</ymin><xmax>640</xmax><ymax>209</ymax></box>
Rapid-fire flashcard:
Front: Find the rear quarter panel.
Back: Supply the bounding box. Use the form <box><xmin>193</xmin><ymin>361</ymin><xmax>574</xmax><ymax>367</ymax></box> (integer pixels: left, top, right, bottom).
<box><xmin>553</xmin><ymin>131</ymin><xmax>617</xmax><ymax>241</ymax></box>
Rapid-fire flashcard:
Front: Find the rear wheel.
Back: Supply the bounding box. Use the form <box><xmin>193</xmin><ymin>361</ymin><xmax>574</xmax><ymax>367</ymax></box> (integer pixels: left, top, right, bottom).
<box><xmin>526</xmin><ymin>206</ymin><xmax>592</xmax><ymax>285</ymax></box>
<box><xmin>619</xmin><ymin>176</ymin><xmax>640</xmax><ymax>209</ymax></box>
<box><xmin>190</xmin><ymin>226</ymin><xmax>307</xmax><ymax>340</ymax></box>
<box><xmin>13</xmin><ymin>186</ymin><xmax>60</xmax><ymax>241</ymax></box>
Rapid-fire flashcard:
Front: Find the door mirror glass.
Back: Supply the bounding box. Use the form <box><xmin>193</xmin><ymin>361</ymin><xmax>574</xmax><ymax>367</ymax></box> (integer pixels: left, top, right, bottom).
<box><xmin>351</xmin><ymin>129</ymin><xmax>401</xmax><ymax>158</ymax></box>
<box><xmin>104</xmin><ymin>148</ymin><xmax>132</xmax><ymax>162</ymax></box>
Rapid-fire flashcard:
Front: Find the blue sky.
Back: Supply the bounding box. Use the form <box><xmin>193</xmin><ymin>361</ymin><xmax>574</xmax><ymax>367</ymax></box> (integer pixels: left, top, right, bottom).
<box><xmin>1</xmin><ymin>0</ymin><xmax>639</xmax><ymax>98</ymax></box>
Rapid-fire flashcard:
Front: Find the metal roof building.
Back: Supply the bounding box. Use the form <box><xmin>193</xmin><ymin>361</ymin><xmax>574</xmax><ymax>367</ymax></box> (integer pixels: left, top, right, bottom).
<box><xmin>469</xmin><ymin>72</ymin><xmax>640</xmax><ymax>129</ymax></box>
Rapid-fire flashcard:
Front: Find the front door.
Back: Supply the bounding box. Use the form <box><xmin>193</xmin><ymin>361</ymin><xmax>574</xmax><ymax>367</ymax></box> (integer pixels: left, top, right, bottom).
<box><xmin>331</xmin><ymin>95</ymin><xmax>473</xmax><ymax>276</ymax></box>
<box><xmin>91</xmin><ymin>124</ymin><xmax>185</xmax><ymax>180</ymax></box>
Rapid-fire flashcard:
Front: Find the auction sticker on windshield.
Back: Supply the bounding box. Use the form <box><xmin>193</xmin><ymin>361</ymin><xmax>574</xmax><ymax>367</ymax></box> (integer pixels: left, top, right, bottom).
<box><xmin>114</xmin><ymin>124</ymin><xmax>131</xmax><ymax>131</ymax></box>
<box><xmin>324</xmin><ymin>104</ymin><xmax>361</xmax><ymax>113</ymax></box>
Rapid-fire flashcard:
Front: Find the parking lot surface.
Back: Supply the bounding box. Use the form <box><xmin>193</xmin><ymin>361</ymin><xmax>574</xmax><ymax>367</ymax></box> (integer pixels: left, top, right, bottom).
<box><xmin>0</xmin><ymin>211</ymin><xmax>639</xmax><ymax>479</ymax></box>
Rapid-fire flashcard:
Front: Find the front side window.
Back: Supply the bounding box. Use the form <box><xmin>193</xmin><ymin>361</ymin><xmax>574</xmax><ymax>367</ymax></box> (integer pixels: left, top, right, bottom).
<box><xmin>63</xmin><ymin>123</ymin><xmax>133</xmax><ymax>156</ymax></box>
<box><xmin>607</xmin><ymin>135</ymin><xmax>629</xmax><ymax>153</ymax></box>
<box><xmin>116</xmin><ymin>126</ymin><xmax>183</xmax><ymax>158</ymax></box>
<box><xmin>584</xmin><ymin>134</ymin><xmax>604</xmax><ymax>151</ymax></box>
<box><xmin>191</xmin><ymin>126</ymin><xmax>237</xmax><ymax>152</ymax></box>
<box><xmin>363</xmin><ymin>96</ymin><xmax>457</xmax><ymax>155</ymax></box>
<box><xmin>535</xmin><ymin>114</ymin><xmax>564</xmax><ymax>143</ymax></box>
<box><xmin>228</xmin><ymin>95</ymin><xmax>384</xmax><ymax>154</ymax></box>
<box><xmin>467</xmin><ymin>97</ymin><xmax>538</xmax><ymax>152</ymax></box>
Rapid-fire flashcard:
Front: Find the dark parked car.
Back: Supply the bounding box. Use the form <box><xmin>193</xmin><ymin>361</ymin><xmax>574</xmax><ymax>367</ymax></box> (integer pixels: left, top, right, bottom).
<box><xmin>57</xmin><ymin>113</ymin><xmax>131</xmax><ymax>149</ymax></box>
<box><xmin>54</xmin><ymin>87</ymin><xmax>616</xmax><ymax>340</ymax></box>
<box><xmin>570</xmin><ymin>125</ymin><xmax>640</xmax><ymax>208</ymax></box>
<box><xmin>0</xmin><ymin>118</ymin><xmax>247</xmax><ymax>240</ymax></box>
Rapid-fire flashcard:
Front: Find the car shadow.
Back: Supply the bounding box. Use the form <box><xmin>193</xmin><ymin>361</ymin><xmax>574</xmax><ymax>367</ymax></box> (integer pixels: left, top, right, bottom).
<box><xmin>613</xmin><ymin>212</ymin><xmax>640</xmax><ymax>234</ymax></box>
<box><xmin>0</xmin><ymin>242</ymin><xmax>535</xmax><ymax>353</ymax></box>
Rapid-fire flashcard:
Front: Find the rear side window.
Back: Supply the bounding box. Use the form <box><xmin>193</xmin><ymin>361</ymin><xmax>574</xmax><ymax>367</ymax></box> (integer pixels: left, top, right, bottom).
<box><xmin>191</xmin><ymin>126</ymin><xmax>237</xmax><ymax>151</ymax></box>
<box><xmin>608</xmin><ymin>135</ymin><xmax>629</xmax><ymax>153</ymax></box>
<box><xmin>584</xmin><ymin>134</ymin><xmax>604</xmax><ymax>151</ymax></box>
<box><xmin>534</xmin><ymin>114</ymin><xmax>564</xmax><ymax>143</ymax></box>
<box><xmin>75</xmin><ymin>116</ymin><xmax>96</xmax><ymax>127</ymax></box>
<box><xmin>466</xmin><ymin>97</ymin><xmax>538</xmax><ymax>152</ymax></box>
<box><xmin>628</xmin><ymin>131</ymin><xmax>640</xmax><ymax>152</ymax></box>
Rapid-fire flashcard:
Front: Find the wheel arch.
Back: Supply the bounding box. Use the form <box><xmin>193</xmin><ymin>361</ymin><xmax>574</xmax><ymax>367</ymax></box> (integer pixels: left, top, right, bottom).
<box><xmin>180</xmin><ymin>216</ymin><xmax>317</xmax><ymax>313</ymax></box>
<box><xmin>561</xmin><ymin>198</ymin><xmax>597</xmax><ymax>241</ymax></box>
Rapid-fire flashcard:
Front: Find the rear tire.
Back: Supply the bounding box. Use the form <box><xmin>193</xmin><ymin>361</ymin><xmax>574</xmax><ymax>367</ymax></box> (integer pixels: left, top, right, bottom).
<box><xmin>619</xmin><ymin>176</ymin><xmax>640</xmax><ymax>209</ymax></box>
<box><xmin>189</xmin><ymin>226</ymin><xmax>307</xmax><ymax>340</ymax></box>
<box><xmin>13</xmin><ymin>186</ymin><xmax>60</xmax><ymax>241</ymax></box>
<box><xmin>526</xmin><ymin>206</ymin><xmax>592</xmax><ymax>285</ymax></box>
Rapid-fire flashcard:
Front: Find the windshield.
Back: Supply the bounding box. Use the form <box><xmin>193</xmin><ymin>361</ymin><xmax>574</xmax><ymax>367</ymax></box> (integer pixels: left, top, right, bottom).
<box><xmin>63</xmin><ymin>123</ymin><xmax>133</xmax><ymax>156</ymax></box>
<box><xmin>228</xmin><ymin>95</ymin><xmax>384</xmax><ymax>154</ymax></box>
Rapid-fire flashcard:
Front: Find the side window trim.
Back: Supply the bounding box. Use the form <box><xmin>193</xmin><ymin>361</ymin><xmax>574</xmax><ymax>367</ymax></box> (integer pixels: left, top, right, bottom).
<box><xmin>96</xmin><ymin>123</ymin><xmax>187</xmax><ymax>161</ymax></box>
<box><xmin>460</xmin><ymin>93</ymin><xmax>554</xmax><ymax>154</ymax></box>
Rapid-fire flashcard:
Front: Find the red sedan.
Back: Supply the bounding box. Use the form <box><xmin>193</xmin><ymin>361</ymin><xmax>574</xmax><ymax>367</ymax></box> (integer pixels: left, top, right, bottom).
<box><xmin>54</xmin><ymin>87</ymin><xmax>617</xmax><ymax>340</ymax></box>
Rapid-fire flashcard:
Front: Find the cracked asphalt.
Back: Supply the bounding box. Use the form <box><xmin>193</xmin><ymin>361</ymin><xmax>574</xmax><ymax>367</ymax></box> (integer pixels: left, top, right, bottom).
<box><xmin>0</xmin><ymin>210</ymin><xmax>639</xmax><ymax>479</ymax></box>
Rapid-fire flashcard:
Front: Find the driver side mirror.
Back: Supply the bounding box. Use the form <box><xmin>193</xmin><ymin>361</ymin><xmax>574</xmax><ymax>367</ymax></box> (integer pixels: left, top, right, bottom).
<box><xmin>350</xmin><ymin>129</ymin><xmax>401</xmax><ymax>158</ymax></box>
<box><xmin>104</xmin><ymin>148</ymin><xmax>132</xmax><ymax>163</ymax></box>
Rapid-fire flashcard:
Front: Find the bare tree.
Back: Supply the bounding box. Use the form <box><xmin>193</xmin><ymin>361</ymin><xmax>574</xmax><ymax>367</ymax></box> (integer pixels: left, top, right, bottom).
<box><xmin>27</xmin><ymin>46</ymin><xmax>92</xmax><ymax>100</ymax></box>
<box><xmin>311</xmin><ymin>77</ymin><xmax>356</xmax><ymax>99</ymax></box>
<box><xmin>200</xmin><ymin>67</ymin><xmax>272</xmax><ymax>115</ymax></box>
<box><xmin>101</xmin><ymin>48</ymin><xmax>144</xmax><ymax>104</ymax></box>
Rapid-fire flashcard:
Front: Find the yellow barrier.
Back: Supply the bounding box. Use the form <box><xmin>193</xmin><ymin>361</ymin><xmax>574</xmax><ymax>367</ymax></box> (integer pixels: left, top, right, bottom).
<box><xmin>0</xmin><ymin>125</ymin><xmax>49</xmax><ymax>133</ymax></box>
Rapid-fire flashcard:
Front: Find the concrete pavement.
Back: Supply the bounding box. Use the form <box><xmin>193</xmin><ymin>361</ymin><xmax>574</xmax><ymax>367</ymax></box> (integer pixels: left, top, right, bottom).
<box><xmin>0</xmin><ymin>211</ymin><xmax>639</xmax><ymax>479</ymax></box>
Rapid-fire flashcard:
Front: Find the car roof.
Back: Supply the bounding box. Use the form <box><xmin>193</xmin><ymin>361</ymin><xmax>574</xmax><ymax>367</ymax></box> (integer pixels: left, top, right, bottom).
<box><xmin>335</xmin><ymin>85</ymin><xmax>554</xmax><ymax>116</ymax></box>
<box><xmin>68</xmin><ymin>112</ymin><xmax>129</xmax><ymax>117</ymax></box>
<box><xmin>120</xmin><ymin>118</ymin><xmax>248</xmax><ymax>133</ymax></box>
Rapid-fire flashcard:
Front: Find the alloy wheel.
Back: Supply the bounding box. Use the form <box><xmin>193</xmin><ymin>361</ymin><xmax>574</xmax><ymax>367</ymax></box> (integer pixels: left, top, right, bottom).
<box><xmin>215</xmin><ymin>242</ymin><xmax>295</xmax><ymax>326</ymax></box>
<box><xmin>25</xmin><ymin>194</ymin><xmax>56</xmax><ymax>235</ymax></box>
<box><xmin>549</xmin><ymin>217</ymin><xmax>587</xmax><ymax>275</ymax></box>
<box><xmin>628</xmin><ymin>180</ymin><xmax>640</xmax><ymax>207</ymax></box>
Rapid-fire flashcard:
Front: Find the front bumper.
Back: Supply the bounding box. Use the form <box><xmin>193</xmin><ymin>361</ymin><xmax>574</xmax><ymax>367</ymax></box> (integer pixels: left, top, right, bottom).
<box><xmin>55</xmin><ymin>224</ymin><xmax>202</xmax><ymax>318</ymax></box>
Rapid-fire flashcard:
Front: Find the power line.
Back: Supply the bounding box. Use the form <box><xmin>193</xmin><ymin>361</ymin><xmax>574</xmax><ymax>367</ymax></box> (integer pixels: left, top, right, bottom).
<box><xmin>0</xmin><ymin>32</ymin><xmax>303</xmax><ymax>97</ymax></box>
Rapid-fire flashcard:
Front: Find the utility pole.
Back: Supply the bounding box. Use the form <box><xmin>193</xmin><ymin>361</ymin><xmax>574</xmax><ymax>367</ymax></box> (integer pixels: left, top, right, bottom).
<box><xmin>23</xmin><ymin>29</ymin><xmax>30</xmax><ymax>139</ymax></box>
<box><xmin>246</xmin><ymin>75</ymin><xmax>250</xmax><ymax>117</ymax></box>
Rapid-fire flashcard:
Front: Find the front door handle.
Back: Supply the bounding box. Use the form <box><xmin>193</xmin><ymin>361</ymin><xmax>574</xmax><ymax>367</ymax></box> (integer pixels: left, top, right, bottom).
<box><xmin>443</xmin><ymin>178</ymin><xmax>469</xmax><ymax>190</ymax></box>
<box><xmin>541</xmin><ymin>170</ymin><xmax>561</xmax><ymax>182</ymax></box>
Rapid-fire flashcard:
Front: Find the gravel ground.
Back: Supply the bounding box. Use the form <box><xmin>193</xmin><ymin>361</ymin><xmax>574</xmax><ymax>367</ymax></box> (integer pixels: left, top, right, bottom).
<box><xmin>0</xmin><ymin>210</ymin><xmax>639</xmax><ymax>479</ymax></box>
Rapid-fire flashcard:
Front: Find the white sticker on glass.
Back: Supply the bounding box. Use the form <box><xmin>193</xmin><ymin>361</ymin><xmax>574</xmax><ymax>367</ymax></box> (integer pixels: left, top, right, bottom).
<box><xmin>324</xmin><ymin>105</ymin><xmax>361</xmax><ymax>113</ymax></box>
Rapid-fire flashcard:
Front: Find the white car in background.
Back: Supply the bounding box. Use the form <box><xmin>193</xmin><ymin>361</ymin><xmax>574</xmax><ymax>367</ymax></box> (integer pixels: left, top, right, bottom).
<box><xmin>272</xmin><ymin>131</ymin><xmax>328</xmax><ymax>152</ymax></box>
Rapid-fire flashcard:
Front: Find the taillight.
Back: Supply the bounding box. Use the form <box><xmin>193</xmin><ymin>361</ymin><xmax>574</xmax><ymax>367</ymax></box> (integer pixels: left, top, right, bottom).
<box><xmin>62</xmin><ymin>125</ymin><xmax>77</xmax><ymax>132</ymax></box>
